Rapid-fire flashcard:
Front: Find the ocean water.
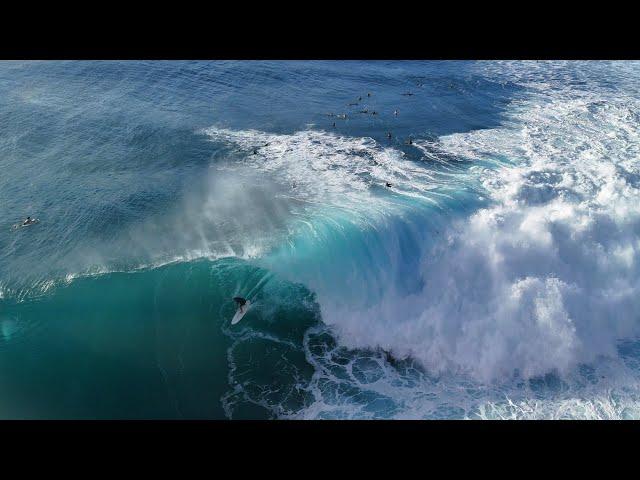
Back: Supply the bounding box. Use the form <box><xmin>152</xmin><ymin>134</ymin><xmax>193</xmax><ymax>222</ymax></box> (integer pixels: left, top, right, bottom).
<box><xmin>1</xmin><ymin>60</ymin><xmax>639</xmax><ymax>419</ymax></box>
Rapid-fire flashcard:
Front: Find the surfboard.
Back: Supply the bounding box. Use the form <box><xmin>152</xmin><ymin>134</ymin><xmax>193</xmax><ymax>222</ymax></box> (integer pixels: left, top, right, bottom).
<box><xmin>231</xmin><ymin>300</ymin><xmax>251</xmax><ymax>325</ymax></box>
<box><xmin>11</xmin><ymin>219</ymin><xmax>39</xmax><ymax>230</ymax></box>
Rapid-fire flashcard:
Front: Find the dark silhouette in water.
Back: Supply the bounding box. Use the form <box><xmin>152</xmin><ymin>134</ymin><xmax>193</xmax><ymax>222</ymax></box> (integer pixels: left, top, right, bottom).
<box><xmin>233</xmin><ymin>297</ymin><xmax>247</xmax><ymax>308</ymax></box>
<box><xmin>387</xmin><ymin>132</ymin><xmax>392</xmax><ymax>139</ymax></box>
<box><xmin>382</xmin><ymin>349</ymin><xmax>399</xmax><ymax>366</ymax></box>
<box><xmin>385</xmin><ymin>182</ymin><xmax>393</xmax><ymax>188</ymax></box>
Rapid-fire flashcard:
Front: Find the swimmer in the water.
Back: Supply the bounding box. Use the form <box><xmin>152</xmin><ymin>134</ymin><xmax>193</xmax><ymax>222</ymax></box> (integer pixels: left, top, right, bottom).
<box><xmin>394</xmin><ymin>109</ymin><xmax>399</xmax><ymax>116</ymax></box>
<box><xmin>385</xmin><ymin>182</ymin><xmax>393</xmax><ymax>188</ymax></box>
<box><xmin>386</xmin><ymin>132</ymin><xmax>392</xmax><ymax>139</ymax></box>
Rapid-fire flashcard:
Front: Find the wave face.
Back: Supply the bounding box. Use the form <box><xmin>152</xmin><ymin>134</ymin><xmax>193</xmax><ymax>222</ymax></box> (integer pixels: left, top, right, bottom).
<box><xmin>1</xmin><ymin>61</ymin><xmax>640</xmax><ymax>419</ymax></box>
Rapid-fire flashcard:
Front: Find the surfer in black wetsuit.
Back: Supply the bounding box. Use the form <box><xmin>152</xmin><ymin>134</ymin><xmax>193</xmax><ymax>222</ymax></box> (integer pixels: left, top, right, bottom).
<box><xmin>234</xmin><ymin>297</ymin><xmax>247</xmax><ymax>308</ymax></box>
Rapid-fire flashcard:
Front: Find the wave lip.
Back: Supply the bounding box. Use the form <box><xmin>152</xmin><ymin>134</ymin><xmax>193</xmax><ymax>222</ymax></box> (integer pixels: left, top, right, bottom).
<box><xmin>205</xmin><ymin>78</ymin><xmax>640</xmax><ymax>385</ymax></box>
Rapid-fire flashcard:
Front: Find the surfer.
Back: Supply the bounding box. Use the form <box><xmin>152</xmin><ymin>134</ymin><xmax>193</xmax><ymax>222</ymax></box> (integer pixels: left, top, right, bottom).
<box><xmin>22</xmin><ymin>216</ymin><xmax>36</xmax><ymax>226</ymax></box>
<box><xmin>387</xmin><ymin>132</ymin><xmax>392</xmax><ymax>139</ymax></box>
<box><xmin>394</xmin><ymin>109</ymin><xmax>399</xmax><ymax>116</ymax></box>
<box><xmin>233</xmin><ymin>297</ymin><xmax>248</xmax><ymax>312</ymax></box>
<box><xmin>385</xmin><ymin>182</ymin><xmax>393</xmax><ymax>188</ymax></box>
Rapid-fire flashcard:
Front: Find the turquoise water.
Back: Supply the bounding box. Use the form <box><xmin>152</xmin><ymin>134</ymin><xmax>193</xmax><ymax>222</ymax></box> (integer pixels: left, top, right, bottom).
<box><xmin>1</xmin><ymin>61</ymin><xmax>640</xmax><ymax>419</ymax></box>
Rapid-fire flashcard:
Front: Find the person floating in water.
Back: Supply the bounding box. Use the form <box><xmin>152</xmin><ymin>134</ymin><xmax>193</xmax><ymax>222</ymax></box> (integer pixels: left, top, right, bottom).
<box><xmin>387</xmin><ymin>132</ymin><xmax>392</xmax><ymax>139</ymax></box>
<box><xmin>333</xmin><ymin>122</ymin><xmax>336</xmax><ymax>127</ymax></box>
<box><xmin>367</xmin><ymin>92</ymin><xmax>371</xmax><ymax>97</ymax></box>
<box><xmin>233</xmin><ymin>297</ymin><xmax>248</xmax><ymax>313</ymax></box>
<box><xmin>394</xmin><ymin>109</ymin><xmax>399</xmax><ymax>116</ymax></box>
<box><xmin>22</xmin><ymin>216</ymin><xmax>36</xmax><ymax>226</ymax></box>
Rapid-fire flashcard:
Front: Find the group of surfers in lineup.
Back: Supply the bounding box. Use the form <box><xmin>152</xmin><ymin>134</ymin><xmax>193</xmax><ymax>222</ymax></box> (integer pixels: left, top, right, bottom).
<box><xmin>250</xmin><ymin>90</ymin><xmax>420</xmax><ymax>191</ymax></box>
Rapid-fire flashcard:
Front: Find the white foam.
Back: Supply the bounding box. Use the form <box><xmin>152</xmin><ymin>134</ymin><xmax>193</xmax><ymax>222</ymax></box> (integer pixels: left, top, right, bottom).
<box><xmin>318</xmin><ymin>64</ymin><xmax>640</xmax><ymax>383</ymax></box>
<box><xmin>202</xmin><ymin>127</ymin><xmax>449</xmax><ymax>214</ymax></box>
